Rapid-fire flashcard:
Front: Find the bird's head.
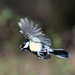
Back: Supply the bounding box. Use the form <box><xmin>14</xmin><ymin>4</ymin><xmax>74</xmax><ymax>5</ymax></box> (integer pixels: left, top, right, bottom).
<box><xmin>20</xmin><ymin>41</ymin><xmax>29</xmax><ymax>51</ymax></box>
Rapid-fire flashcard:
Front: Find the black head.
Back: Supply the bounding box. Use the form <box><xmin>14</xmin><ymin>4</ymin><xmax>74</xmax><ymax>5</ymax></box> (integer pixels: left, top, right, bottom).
<box><xmin>20</xmin><ymin>41</ymin><xmax>29</xmax><ymax>51</ymax></box>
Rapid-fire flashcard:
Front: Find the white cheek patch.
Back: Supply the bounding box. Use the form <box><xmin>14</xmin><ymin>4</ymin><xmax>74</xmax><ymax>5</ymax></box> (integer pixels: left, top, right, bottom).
<box><xmin>24</xmin><ymin>42</ymin><xmax>29</xmax><ymax>48</ymax></box>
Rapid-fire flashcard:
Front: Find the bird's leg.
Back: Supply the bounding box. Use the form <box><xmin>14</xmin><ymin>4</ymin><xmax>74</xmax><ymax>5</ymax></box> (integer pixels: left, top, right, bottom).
<box><xmin>46</xmin><ymin>50</ymin><xmax>50</xmax><ymax>55</ymax></box>
<box><xmin>39</xmin><ymin>56</ymin><xmax>44</xmax><ymax>59</ymax></box>
<box><xmin>37</xmin><ymin>51</ymin><xmax>44</xmax><ymax>59</ymax></box>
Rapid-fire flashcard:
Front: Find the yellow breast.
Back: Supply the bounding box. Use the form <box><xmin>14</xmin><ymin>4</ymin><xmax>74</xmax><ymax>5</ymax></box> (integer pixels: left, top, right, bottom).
<box><xmin>29</xmin><ymin>41</ymin><xmax>42</xmax><ymax>52</ymax></box>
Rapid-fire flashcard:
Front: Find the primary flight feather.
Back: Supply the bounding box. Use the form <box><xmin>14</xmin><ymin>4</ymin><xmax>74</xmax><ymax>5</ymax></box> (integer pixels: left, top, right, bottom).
<box><xmin>18</xmin><ymin>18</ymin><xmax>51</xmax><ymax>46</ymax></box>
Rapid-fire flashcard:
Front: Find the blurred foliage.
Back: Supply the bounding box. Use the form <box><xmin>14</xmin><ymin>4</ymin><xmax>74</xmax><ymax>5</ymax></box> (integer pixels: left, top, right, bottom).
<box><xmin>0</xmin><ymin>9</ymin><xmax>13</xmax><ymax>25</ymax></box>
<box><xmin>54</xmin><ymin>59</ymin><xmax>71</xmax><ymax>75</ymax></box>
<box><xmin>0</xmin><ymin>0</ymin><xmax>75</xmax><ymax>75</ymax></box>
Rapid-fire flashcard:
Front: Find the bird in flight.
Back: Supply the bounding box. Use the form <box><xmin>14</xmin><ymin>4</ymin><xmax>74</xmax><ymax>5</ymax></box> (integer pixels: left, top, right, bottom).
<box><xmin>18</xmin><ymin>18</ymin><xmax>70</xmax><ymax>59</ymax></box>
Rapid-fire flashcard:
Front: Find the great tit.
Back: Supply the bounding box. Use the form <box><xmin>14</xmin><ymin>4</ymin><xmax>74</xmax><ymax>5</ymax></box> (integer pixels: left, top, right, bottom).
<box><xmin>18</xmin><ymin>18</ymin><xmax>70</xmax><ymax>59</ymax></box>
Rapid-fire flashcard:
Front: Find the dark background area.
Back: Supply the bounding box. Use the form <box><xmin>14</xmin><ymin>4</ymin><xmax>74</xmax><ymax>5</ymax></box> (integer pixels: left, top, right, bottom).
<box><xmin>0</xmin><ymin>0</ymin><xmax>75</xmax><ymax>75</ymax></box>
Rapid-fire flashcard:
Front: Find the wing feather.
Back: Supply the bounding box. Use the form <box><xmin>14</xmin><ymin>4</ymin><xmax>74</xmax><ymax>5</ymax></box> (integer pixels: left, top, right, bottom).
<box><xmin>18</xmin><ymin>18</ymin><xmax>51</xmax><ymax>46</ymax></box>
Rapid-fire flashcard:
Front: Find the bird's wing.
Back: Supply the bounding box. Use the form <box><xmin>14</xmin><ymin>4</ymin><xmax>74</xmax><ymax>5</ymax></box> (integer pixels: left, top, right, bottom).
<box><xmin>18</xmin><ymin>18</ymin><xmax>51</xmax><ymax>46</ymax></box>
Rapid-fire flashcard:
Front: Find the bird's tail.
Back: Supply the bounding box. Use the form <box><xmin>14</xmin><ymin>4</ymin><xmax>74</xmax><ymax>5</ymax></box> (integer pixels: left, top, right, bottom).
<box><xmin>50</xmin><ymin>49</ymin><xmax>70</xmax><ymax>59</ymax></box>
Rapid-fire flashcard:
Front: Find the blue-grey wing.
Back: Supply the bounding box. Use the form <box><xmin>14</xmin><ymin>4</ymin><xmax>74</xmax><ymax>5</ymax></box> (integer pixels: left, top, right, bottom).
<box><xmin>18</xmin><ymin>18</ymin><xmax>51</xmax><ymax>46</ymax></box>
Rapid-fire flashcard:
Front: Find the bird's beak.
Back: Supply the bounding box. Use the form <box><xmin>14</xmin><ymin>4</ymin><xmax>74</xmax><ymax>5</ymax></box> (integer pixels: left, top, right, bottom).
<box><xmin>20</xmin><ymin>48</ymin><xmax>23</xmax><ymax>51</ymax></box>
<box><xmin>20</xmin><ymin>45</ymin><xmax>23</xmax><ymax>51</ymax></box>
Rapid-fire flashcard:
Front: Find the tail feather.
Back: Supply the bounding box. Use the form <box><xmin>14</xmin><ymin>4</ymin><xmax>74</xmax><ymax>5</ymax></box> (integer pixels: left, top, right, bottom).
<box><xmin>50</xmin><ymin>49</ymin><xmax>70</xmax><ymax>58</ymax></box>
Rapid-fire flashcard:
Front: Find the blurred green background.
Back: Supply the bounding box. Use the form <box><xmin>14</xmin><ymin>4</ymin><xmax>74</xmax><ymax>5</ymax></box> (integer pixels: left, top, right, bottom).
<box><xmin>0</xmin><ymin>0</ymin><xmax>75</xmax><ymax>75</ymax></box>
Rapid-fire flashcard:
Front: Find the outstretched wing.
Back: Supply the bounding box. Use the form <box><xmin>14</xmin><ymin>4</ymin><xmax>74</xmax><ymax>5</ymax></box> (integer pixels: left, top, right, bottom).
<box><xmin>18</xmin><ymin>18</ymin><xmax>51</xmax><ymax>46</ymax></box>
